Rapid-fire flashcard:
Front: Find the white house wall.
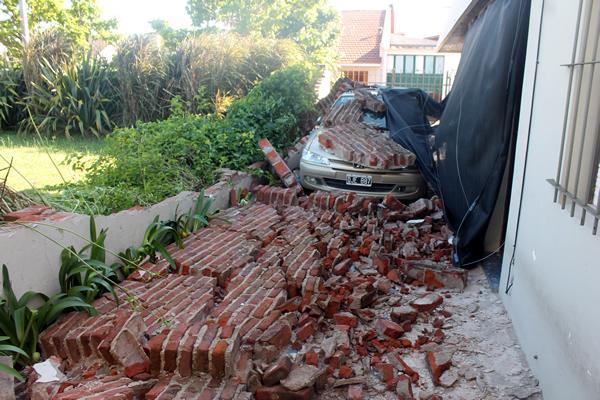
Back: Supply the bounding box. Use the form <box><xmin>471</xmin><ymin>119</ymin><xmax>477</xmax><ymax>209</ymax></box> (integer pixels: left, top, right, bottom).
<box><xmin>500</xmin><ymin>0</ymin><xmax>600</xmax><ymax>398</ymax></box>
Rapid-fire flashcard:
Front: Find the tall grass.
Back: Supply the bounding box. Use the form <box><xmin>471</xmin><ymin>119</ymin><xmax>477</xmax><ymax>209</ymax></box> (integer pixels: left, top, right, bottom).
<box><xmin>4</xmin><ymin>31</ymin><xmax>306</xmax><ymax>137</ymax></box>
<box><xmin>114</xmin><ymin>35</ymin><xmax>173</xmax><ymax>126</ymax></box>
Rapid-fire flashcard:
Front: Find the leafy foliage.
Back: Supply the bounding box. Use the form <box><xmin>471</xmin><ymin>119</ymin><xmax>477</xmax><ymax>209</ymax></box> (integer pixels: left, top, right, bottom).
<box><xmin>0</xmin><ymin>265</ymin><xmax>93</xmax><ymax>366</ymax></box>
<box><xmin>172</xmin><ymin>33</ymin><xmax>302</xmax><ymax>114</ymax></box>
<box><xmin>114</xmin><ymin>35</ymin><xmax>173</xmax><ymax>126</ymax></box>
<box><xmin>46</xmin><ymin>64</ymin><xmax>316</xmax><ymax>213</ymax></box>
<box><xmin>0</xmin><ymin>0</ymin><xmax>117</xmax><ymax>61</ymax></box>
<box><xmin>186</xmin><ymin>0</ymin><xmax>340</xmax><ymax>64</ymax></box>
<box><xmin>118</xmin><ymin>215</ymin><xmax>184</xmax><ymax>274</ymax></box>
<box><xmin>0</xmin><ymin>63</ymin><xmax>24</xmax><ymax>129</ymax></box>
<box><xmin>58</xmin><ymin>216</ymin><xmax>119</xmax><ymax>305</ymax></box>
<box><xmin>20</xmin><ymin>55</ymin><xmax>116</xmax><ymax>137</ymax></box>
<box><xmin>224</xmin><ymin>64</ymin><xmax>318</xmax><ymax>150</ymax></box>
<box><xmin>0</xmin><ymin>336</ymin><xmax>27</xmax><ymax>381</ymax></box>
<box><xmin>7</xmin><ymin>31</ymin><xmax>303</xmax><ymax>136</ymax></box>
<box><xmin>118</xmin><ymin>192</ymin><xmax>215</xmax><ymax>276</ymax></box>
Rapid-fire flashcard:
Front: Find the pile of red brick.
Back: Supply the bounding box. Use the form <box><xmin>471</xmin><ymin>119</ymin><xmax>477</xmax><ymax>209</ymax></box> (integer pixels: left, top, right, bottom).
<box><xmin>318</xmin><ymin>123</ymin><xmax>417</xmax><ymax>170</ymax></box>
<box><xmin>33</xmin><ymin>188</ymin><xmax>466</xmax><ymax>399</ymax></box>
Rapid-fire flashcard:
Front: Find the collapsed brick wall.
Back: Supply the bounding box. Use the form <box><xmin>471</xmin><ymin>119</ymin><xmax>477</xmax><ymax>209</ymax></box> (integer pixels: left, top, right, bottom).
<box><xmin>318</xmin><ymin>123</ymin><xmax>417</xmax><ymax>169</ymax></box>
<box><xmin>37</xmin><ymin>188</ymin><xmax>465</xmax><ymax>399</ymax></box>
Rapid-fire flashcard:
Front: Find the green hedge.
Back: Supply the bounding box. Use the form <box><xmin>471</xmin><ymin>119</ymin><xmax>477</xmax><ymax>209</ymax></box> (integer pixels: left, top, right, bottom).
<box><xmin>46</xmin><ymin>65</ymin><xmax>317</xmax><ymax>214</ymax></box>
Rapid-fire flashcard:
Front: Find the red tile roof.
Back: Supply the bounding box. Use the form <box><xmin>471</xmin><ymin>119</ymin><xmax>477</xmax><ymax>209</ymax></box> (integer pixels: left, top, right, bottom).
<box><xmin>339</xmin><ymin>10</ymin><xmax>386</xmax><ymax>65</ymax></box>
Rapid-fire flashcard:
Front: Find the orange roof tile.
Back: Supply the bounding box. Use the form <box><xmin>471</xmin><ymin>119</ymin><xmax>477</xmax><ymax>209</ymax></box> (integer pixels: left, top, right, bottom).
<box><xmin>339</xmin><ymin>10</ymin><xmax>386</xmax><ymax>65</ymax></box>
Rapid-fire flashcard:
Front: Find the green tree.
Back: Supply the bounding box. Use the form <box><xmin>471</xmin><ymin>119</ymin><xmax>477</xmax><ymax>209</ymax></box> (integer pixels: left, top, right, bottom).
<box><xmin>149</xmin><ymin>19</ymin><xmax>191</xmax><ymax>51</ymax></box>
<box><xmin>0</xmin><ymin>0</ymin><xmax>117</xmax><ymax>60</ymax></box>
<box><xmin>185</xmin><ymin>0</ymin><xmax>340</xmax><ymax>64</ymax></box>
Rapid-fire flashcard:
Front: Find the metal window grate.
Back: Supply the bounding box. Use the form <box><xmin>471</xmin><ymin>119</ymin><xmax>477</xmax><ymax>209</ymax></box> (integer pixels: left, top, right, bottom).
<box><xmin>549</xmin><ymin>0</ymin><xmax>600</xmax><ymax>235</ymax></box>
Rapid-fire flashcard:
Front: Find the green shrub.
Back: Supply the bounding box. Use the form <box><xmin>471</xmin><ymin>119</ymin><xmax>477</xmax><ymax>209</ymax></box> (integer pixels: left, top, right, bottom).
<box><xmin>48</xmin><ymin>64</ymin><xmax>316</xmax><ymax>213</ymax></box>
<box><xmin>224</xmin><ymin>64</ymin><xmax>317</xmax><ymax>150</ymax></box>
<box><xmin>172</xmin><ymin>33</ymin><xmax>302</xmax><ymax>114</ymax></box>
<box><xmin>0</xmin><ymin>63</ymin><xmax>24</xmax><ymax>129</ymax></box>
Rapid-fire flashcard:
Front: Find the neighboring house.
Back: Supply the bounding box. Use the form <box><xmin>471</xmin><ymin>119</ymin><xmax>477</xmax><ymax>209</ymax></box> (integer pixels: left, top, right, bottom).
<box><xmin>338</xmin><ymin>9</ymin><xmax>387</xmax><ymax>85</ymax></box>
<box><xmin>440</xmin><ymin>0</ymin><xmax>600</xmax><ymax>398</ymax></box>
<box><xmin>337</xmin><ymin>6</ymin><xmax>460</xmax><ymax>100</ymax></box>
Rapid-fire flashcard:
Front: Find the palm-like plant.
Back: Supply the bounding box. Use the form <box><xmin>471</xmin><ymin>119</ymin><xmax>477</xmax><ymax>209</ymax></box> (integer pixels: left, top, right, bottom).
<box><xmin>0</xmin><ymin>265</ymin><xmax>93</xmax><ymax>367</ymax></box>
<box><xmin>0</xmin><ymin>336</ymin><xmax>28</xmax><ymax>381</ymax></box>
<box><xmin>20</xmin><ymin>54</ymin><xmax>116</xmax><ymax>137</ymax></box>
<box><xmin>58</xmin><ymin>216</ymin><xmax>119</xmax><ymax>305</ymax></box>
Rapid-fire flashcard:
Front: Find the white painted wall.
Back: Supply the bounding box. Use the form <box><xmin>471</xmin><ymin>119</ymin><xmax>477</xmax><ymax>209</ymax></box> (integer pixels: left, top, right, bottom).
<box><xmin>500</xmin><ymin>0</ymin><xmax>600</xmax><ymax>398</ymax></box>
<box><xmin>0</xmin><ymin>172</ymin><xmax>253</xmax><ymax>298</ymax></box>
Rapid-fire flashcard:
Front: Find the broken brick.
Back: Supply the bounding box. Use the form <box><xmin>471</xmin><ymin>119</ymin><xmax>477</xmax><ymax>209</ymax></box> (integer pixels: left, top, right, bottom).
<box><xmin>391</xmin><ymin>306</ymin><xmax>418</xmax><ymax>324</ymax></box>
<box><xmin>263</xmin><ymin>356</ymin><xmax>292</xmax><ymax>386</ymax></box>
<box><xmin>426</xmin><ymin>350</ymin><xmax>453</xmax><ymax>386</ymax></box>
<box><xmin>375</xmin><ymin>319</ymin><xmax>404</xmax><ymax>339</ymax></box>
<box><xmin>255</xmin><ymin>385</ymin><xmax>314</xmax><ymax>400</ymax></box>
<box><xmin>333</xmin><ymin>312</ymin><xmax>358</xmax><ymax>328</ymax></box>
<box><xmin>411</xmin><ymin>293</ymin><xmax>444</xmax><ymax>313</ymax></box>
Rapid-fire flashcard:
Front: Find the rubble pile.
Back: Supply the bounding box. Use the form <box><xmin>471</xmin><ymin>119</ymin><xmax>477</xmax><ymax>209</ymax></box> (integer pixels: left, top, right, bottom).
<box><xmin>313</xmin><ymin>77</ymin><xmax>417</xmax><ymax>172</ymax></box>
<box><xmin>31</xmin><ymin>188</ymin><xmax>471</xmax><ymax>400</ymax></box>
<box><xmin>318</xmin><ymin>123</ymin><xmax>416</xmax><ymax>170</ymax></box>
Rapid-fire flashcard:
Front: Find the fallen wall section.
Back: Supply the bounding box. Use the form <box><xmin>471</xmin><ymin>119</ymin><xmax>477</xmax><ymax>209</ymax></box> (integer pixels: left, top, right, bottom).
<box><xmin>0</xmin><ymin>170</ymin><xmax>253</xmax><ymax>298</ymax></box>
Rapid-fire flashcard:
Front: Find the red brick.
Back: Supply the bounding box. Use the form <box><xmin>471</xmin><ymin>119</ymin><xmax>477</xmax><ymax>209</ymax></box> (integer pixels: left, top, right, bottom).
<box><xmin>411</xmin><ymin>293</ymin><xmax>444</xmax><ymax>313</ymax></box>
<box><xmin>304</xmin><ymin>350</ymin><xmax>319</xmax><ymax>367</ymax></box>
<box><xmin>333</xmin><ymin>312</ymin><xmax>358</xmax><ymax>328</ymax></box>
<box><xmin>426</xmin><ymin>350</ymin><xmax>453</xmax><ymax>385</ymax></box>
<box><xmin>375</xmin><ymin>319</ymin><xmax>404</xmax><ymax>339</ymax></box>
<box><xmin>255</xmin><ymin>385</ymin><xmax>314</xmax><ymax>400</ymax></box>
<box><xmin>211</xmin><ymin>339</ymin><xmax>228</xmax><ymax>378</ymax></box>
<box><xmin>263</xmin><ymin>356</ymin><xmax>292</xmax><ymax>386</ymax></box>
<box><xmin>339</xmin><ymin>365</ymin><xmax>353</xmax><ymax>379</ymax></box>
<box><xmin>296</xmin><ymin>321</ymin><xmax>316</xmax><ymax>341</ymax></box>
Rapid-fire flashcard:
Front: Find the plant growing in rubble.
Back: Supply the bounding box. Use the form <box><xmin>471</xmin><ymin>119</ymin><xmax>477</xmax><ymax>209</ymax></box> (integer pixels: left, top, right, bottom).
<box><xmin>0</xmin><ymin>336</ymin><xmax>28</xmax><ymax>381</ymax></box>
<box><xmin>0</xmin><ymin>265</ymin><xmax>93</xmax><ymax>366</ymax></box>
<box><xmin>58</xmin><ymin>216</ymin><xmax>120</xmax><ymax>306</ymax></box>
<box><xmin>118</xmin><ymin>215</ymin><xmax>183</xmax><ymax>274</ymax></box>
<box><xmin>118</xmin><ymin>193</ymin><xmax>217</xmax><ymax>276</ymax></box>
<box><xmin>178</xmin><ymin>190</ymin><xmax>216</xmax><ymax>233</ymax></box>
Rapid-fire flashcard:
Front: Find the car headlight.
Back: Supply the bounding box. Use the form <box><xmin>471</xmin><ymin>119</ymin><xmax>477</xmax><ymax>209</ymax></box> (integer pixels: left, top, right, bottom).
<box><xmin>302</xmin><ymin>147</ymin><xmax>330</xmax><ymax>166</ymax></box>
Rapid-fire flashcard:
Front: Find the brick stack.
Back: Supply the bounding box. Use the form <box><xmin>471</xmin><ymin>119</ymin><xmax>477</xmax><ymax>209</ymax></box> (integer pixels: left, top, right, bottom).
<box><xmin>353</xmin><ymin>88</ymin><xmax>386</xmax><ymax>113</ymax></box>
<box><xmin>317</xmin><ymin>123</ymin><xmax>417</xmax><ymax>169</ymax></box>
<box><xmin>258</xmin><ymin>138</ymin><xmax>303</xmax><ymax>192</ymax></box>
<box><xmin>37</xmin><ymin>190</ymin><xmax>467</xmax><ymax>399</ymax></box>
<box><xmin>322</xmin><ymin>99</ymin><xmax>363</xmax><ymax>127</ymax></box>
<box><xmin>315</xmin><ymin>77</ymin><xmax>364</xmax><ymax>115</ymax></box>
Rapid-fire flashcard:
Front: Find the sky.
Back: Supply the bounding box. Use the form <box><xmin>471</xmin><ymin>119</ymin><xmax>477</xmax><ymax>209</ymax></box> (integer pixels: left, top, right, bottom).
<box><xmin>97</xmin><ymin>0</ymin><xmax>454</xmax><ymax>38</ymax></box>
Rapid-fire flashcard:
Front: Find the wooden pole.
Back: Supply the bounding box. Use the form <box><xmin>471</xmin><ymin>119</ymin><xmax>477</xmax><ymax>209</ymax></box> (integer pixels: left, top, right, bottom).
<box><xmin>19</xmin><ymin>0</ymin><xmax>30</xmax><ymax>45</ymax></box>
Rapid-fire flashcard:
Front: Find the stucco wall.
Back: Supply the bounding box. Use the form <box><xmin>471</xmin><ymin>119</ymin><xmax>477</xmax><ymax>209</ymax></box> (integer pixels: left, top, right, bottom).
<box><xmin>500</xmin><ymin>0</ymin><xmax>600</xmax><ymax>398</ymax></box>
<box><xmin>0</xmin><ymin>171</ymin><xmax>253</xmax><ymax>298</ymax></box>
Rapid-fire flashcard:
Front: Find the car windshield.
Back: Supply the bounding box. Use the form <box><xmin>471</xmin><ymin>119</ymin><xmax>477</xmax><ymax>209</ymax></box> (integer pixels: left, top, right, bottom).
<box><xmin>333</xmin><ymin>93</ymin><xmax>387</xmax><ymax>129</ymax></box>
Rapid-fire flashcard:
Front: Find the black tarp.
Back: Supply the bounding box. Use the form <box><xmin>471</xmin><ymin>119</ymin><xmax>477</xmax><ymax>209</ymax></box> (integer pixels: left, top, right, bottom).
<box><xmin>382</xmin><ymin>0</ymin><xmax>531</xmax><ymax>267</ymax></box>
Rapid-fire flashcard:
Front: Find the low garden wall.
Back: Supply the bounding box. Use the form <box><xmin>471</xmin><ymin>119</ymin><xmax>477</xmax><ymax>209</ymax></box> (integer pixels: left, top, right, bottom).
<box><xmin>0</xmin><ymin>170</ymin><xmax>253</xmax><ymax>297</ymax></box>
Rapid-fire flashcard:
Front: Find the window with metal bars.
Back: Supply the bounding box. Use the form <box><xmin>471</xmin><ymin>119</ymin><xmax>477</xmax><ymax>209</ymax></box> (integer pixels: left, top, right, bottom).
<box><xmin>548</xmin><ymin>0</ymin><xmax>600</xmax><ymax>234</ymax></box>
<box><xmin>343</xmin><ymin>70</ymin><xmax>369</xmax><ymax>83</ymax></box>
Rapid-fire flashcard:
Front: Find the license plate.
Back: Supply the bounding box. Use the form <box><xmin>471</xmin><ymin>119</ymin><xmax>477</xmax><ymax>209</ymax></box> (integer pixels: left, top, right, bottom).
<box><xmin>346</xmin><ymin>174</ymin><xmax>373</xmax><ymax>187</ymax></box>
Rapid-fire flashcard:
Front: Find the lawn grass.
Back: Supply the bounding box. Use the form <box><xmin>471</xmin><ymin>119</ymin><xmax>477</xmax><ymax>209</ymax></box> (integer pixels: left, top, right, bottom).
<box><xmin>0</xmin><ymin>131</ymin><xmax>106</xmax><ymax>192</ymax></box>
